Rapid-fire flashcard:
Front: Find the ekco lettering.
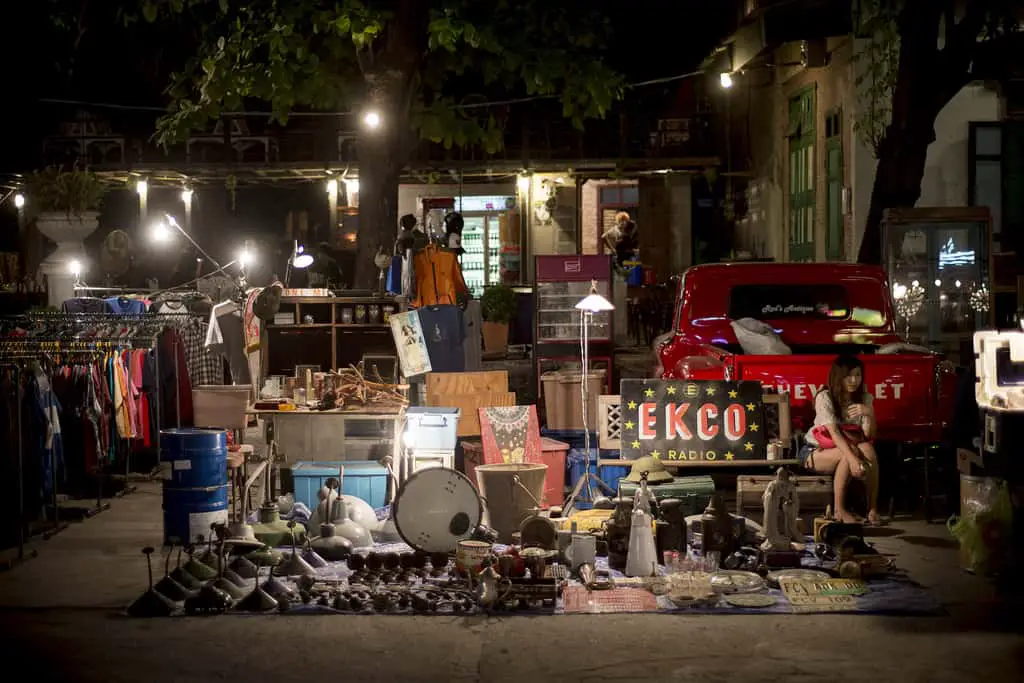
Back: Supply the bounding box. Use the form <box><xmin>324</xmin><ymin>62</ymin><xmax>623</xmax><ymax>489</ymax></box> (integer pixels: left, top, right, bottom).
<box><xmin>619</xmin><ymin>379</ymin><xmax>766</xmax><ymax>462</ymax></box>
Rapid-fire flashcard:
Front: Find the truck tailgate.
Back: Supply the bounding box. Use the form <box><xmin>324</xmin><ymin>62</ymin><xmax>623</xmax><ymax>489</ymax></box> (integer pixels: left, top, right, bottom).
<box><xmin>733</xmin><ymin>354</ymin><xmax>940</xmax><ymax>443</ymax></box>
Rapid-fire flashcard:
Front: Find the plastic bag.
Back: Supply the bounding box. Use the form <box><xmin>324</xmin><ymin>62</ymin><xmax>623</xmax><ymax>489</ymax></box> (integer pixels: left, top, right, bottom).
<box><xmin>948</xmin><ymin>476</ymin><xmax>1013</xmax><ymax>575</ymax></box>
<box><xmin>730</xmin><ymin>318</ymin><xmax>792</xmax><ymax>355</ymax></box>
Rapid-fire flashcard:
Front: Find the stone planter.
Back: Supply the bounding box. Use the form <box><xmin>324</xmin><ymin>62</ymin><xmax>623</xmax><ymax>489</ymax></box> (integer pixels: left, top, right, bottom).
<box><xmin>36</xmin><ymin>211</ymin><xmax>100</xmax><ymax>307</ymax></box>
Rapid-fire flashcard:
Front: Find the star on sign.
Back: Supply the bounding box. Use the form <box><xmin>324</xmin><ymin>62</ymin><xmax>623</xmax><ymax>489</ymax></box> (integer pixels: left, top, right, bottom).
<box><xmin>705</xmin><ymin>385</ymin><xmax>716</xmax><ymax>396</ymax></box>
<box><xmin>632</xmin><ymin>440</ymin><xmax>640</xmax><ymax>449</ymax></box>
<box><xmin>746</xmin><ymin>402</ymin><xmax>757</xmax><ymax>411</ymax></box>
<box><xmin>644</xmin><ymin>388</ymin><xmax>655</xmax><ymax>398</ymax></box>
<box><xmin>628</xmin><ymin>401</ymin><xmax>638</xmax><ymax>410</ymax></box>
<box><xmin>724</xmin><ymin>451</ymin><xmax>735</xmax><ymax>461</ymax></box>
<box><xmin>650</xmin><ymin>450</ymin><xmax>661</xmax><ymax>459</ymax></box>
<box><xmin>624</xmin><ymin>420</ymin><xmax>635</xmax><ymax>430</ymax></box>
<box><xmin>728</xmin><ymin>390</ymin><xmax>738</xmax><ymax>399</ymax></box>
<box><xmin>750</xmin><ymin>423</ymin><xmax>759</xmax><ymax>432</ymax></box>
<box><xmin>666</xmin><ymin>385</ymin><xmax>677</xmax><ymax>395</ymax></box>
<box><xmin>744</xmin><ymin>442</ymin><xmax>754</xmax><ymax>451</ymax></box>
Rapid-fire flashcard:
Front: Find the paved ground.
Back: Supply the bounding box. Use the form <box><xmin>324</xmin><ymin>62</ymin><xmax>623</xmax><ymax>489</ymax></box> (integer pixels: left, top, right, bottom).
<box><xmin>0</xmin><ymin>481</ymin><xmax>1022</xmax><ymax>683</ymax></box>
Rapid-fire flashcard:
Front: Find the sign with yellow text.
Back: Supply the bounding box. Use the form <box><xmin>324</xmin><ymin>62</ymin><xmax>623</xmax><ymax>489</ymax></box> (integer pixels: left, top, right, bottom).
<box><xmin>780</xmin><ymin>578</ymin><xmax>868</xmax><ymax>613</ymax></box>
<box><xmin>618</xmin><ymin>380</ymin><xmax>765</xmax><ymax>462</ymax></box>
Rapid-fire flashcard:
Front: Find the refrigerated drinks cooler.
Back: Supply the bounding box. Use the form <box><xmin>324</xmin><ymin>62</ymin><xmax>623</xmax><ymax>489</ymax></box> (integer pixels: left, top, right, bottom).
<box><xmin>460</xmin><ymin>215</ymin><xmax>500</xmax><ymax>298</ymax></box>
<box><xmin>534</xmin><ymin>255</ymin><xmax>614</xmax><ymax>393</ymax></box>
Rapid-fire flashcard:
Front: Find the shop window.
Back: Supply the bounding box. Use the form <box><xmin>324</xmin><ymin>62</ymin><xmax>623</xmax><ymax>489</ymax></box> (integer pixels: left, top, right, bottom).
<box><xmin>600</xmin><ymin>185</ymin><xmax>639</xmax><ymax>205</ymax></box>
<box><xmin>825</xmin><ymin>109</ymin><xmax>843</xmax><ymax>261</ymax></box>
<box><xmin>969</xmin><ymin>122</ymin><xmax>1002</xmax><ymax>240</ymax></box>
<box><xmin>788</xmin><ymin>87</ymin><xmax>816</xmax><ymax>262</ymax></box>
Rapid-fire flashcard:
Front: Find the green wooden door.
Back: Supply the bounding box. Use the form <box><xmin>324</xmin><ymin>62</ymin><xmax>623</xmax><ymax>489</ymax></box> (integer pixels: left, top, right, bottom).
<box><xmin>788</xmin><ymin>87</ymin><xmax>816</xmax><ymax>262</ymax></box>
<box><xmin>825</xmin><ymin>109</ymin><xmax>843</xmax><ymax>260</ymax></box>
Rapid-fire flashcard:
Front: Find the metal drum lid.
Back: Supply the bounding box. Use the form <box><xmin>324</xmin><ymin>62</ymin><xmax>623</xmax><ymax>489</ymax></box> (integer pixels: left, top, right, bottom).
<box><xmin>392</xmin><ymin>468</ymin><xmax>483</xmax><ymax>554</ymax></box>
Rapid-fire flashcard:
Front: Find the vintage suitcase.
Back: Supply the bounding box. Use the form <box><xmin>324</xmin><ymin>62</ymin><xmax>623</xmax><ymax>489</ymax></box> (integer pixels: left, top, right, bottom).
<box><xmin>735</xmin><ymin>473</ymin><xmax>833</xmax><ymax>516</ymax></box>
<box><xmin>619</xmin><ymin>475</ymin><xmax>715</xmax><ymax>517</ymax></box>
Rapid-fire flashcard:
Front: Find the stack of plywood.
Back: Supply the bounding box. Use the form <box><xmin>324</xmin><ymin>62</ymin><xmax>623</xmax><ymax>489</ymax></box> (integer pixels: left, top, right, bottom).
<box><xmin>426</xmin><ymin>371</ymin><xmax>515</xmax><ymax>437</ymax></box>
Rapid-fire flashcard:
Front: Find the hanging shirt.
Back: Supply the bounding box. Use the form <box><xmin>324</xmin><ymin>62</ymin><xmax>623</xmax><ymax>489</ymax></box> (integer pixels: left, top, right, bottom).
<box><xmin>417</xmin><ymin>305</ymin><xmax>467</xmax><ymax>373</ymax></box>
<box><xmin>411</xmin><ymin>246</ymin><xmax>468</xmax><ymax>308</ymax></box>
<box><xmin>206</xmin><ymin>302</ymin><xmax>251</xmax><ymax>385</ymax></box>
<box><xmin>62</xmin><ymin>298</ymin><xmax>113</xmax><ymax>314</ymax></box>
<box><xmin>105</xmin><ymin>297</ymin><xmax>147</xmax><ymax>315</ymax></box>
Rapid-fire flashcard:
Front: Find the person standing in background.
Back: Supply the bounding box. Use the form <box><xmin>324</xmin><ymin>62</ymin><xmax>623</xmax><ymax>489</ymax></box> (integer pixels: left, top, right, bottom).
<box><xmin>602</xmin><ymin>211</ymin><xmax>639</xmax><ymax>269</ymax></box>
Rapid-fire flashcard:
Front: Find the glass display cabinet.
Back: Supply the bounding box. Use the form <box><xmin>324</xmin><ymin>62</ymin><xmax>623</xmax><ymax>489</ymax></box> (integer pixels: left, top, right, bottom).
<box><xmin>534</xmin><ymin>255</ymin><xmax>614</xmax><ymax>393</ymax></box>
<box><xmin>882</xmin><ymin>207</ymin><xmax>992</xmax><ymax>364</ymax></box>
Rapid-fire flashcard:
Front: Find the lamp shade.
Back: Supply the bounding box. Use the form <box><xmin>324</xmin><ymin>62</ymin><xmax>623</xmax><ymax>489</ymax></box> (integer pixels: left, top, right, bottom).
<box><xmin>575</xmin><ymin>292</ymin><xmax>614</xmax><ymax>313</ymax></box>
<box><xmin>292</xmin><ymin>253</ymin><xmax>314</xmax><ymax>268</ymax></box>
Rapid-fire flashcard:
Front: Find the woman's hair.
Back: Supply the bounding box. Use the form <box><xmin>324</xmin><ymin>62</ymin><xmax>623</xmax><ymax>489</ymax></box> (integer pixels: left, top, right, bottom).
<box><xmin>826</xmin><ymin>354</ymin><xmax>867</xmax><ymax>411</ymax></box>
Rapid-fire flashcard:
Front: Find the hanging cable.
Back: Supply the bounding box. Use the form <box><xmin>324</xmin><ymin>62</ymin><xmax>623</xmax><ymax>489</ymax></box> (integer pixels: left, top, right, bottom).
<box><xmin>36</xmin><ymin>69</ymin><xmax>704</xmax><ymax>118</ymax></box>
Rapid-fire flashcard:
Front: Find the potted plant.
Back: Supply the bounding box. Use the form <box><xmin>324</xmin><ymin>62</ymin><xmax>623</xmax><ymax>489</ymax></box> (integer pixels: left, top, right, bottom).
<box><xmin>480</xmin><ymin>284</ymin><xmax>516</xmax><ymax>354</ymax></box>
<box><xmin>24</xmin><ymin>166</ymin><xmax>107</xmax><ymax>306</ymax></box>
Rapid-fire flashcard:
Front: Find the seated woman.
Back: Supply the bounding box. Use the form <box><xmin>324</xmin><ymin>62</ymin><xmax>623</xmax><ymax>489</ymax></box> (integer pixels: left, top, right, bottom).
<box><xmin>799</xmin><ymin>354</ymin><xmax>881</xmax><ymax>524</ymax></box>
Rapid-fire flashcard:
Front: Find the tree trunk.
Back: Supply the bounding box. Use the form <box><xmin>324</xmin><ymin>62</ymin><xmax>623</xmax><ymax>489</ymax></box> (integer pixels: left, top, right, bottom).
<box><xmin>354</xmin><ymin>135</ymin><xmax>403</xmax><ymax>289</ymax></box>
<box><xmin>851</xmin><ymin>1</ymin><xmax>946</xmax><ymax>264</ymax></box>
<box><xmin>352</xmin><ymin>0</ymin><xmax>428</xmax><ymax>289</ymax></box>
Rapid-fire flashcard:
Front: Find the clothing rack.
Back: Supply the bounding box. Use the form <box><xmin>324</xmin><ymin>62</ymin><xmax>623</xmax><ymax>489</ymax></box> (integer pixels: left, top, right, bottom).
<box><xmin>0</xmin><ymin>312</ymin><xmax>200</xmax><ymax>550</ymax></box>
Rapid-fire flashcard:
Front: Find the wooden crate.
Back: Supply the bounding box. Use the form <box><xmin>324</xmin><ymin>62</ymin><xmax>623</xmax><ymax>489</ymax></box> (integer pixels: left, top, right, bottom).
<box><xmin>736</xmin><ymin>473</ymin><xmax>833</xmax><ymax>516</ymax></box>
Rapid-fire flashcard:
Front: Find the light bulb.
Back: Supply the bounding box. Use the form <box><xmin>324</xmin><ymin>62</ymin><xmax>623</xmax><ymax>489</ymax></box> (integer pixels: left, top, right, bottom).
<box><xmin>13</xmin><ymin>193</ymin><xmax>25</xmax><ymax>209</ymax></box>
<box><xmin>516</xmin><ymin>174</ymin><xmax>530</xmax><ymax>194</ymax></box>
<box><xmin>238</xmin><ymin>250</ymin><xmax>254</xmax><ymax>267</ymax></box>
<box><xmin>720</xmin><ymin>72</ymin><xmax>733</xmax><ymax>89</ymax></box>
<box><xmin>136</xmin><ymin>179</ymin><xmax>148</xmax><ymax>196</ymax></box>
<box><xmin>181</xmin><ymin>188</ymin><xmax>193</xmax><ymax>204</ymax></box>
<box><xmin>344</xmin><ymin>178</ymin><xmax>359</xmax><ymax>194</ymax></box>
<box><xmin>68</xmin><ymin>259</ymin><xmax>82</xmax><ymax>276</ymax></box>
<box><xmin>363</xmin><ymin>111</ymin><xmax>381</xmax><ymax>129</ymax></box>
<box><xmin>934</xmin><ymin>279</ymin><xmax>941</xmax><ymax>287</ymax></box>
<box><xmin>152</xmin><ymin>220</ymin><xmax>173</xmax><ymax>243</ymax></box>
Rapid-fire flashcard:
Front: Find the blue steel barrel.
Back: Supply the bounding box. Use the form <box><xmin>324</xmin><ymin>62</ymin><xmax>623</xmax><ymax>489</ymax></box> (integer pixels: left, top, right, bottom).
<box><xmin>160</xmin><ymin>428</ymin><xmax>230</xmax><ymax>545</ymax></box>
<box><xmin>159</xmin><ymin>428</ymin><xmax>228</xmax><ymax>488</ymax></box>
<box><xmin>162</xmin><ymin>484</ymin><xmax>229</xmax><ymax>546</ymax></box>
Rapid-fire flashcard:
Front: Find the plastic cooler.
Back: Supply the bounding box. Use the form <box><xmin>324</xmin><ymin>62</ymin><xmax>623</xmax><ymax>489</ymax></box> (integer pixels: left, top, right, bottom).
<box><xmin>289</xmin><ymin>462</ymin><xmax>343</xmax><ymax>511</ymax></box>
<box><xmin>340</xmin><ymin>460</ymin><xmax>389</xmax><ymax>509</ymax></box>
<box><xmin>405</xmin><ymin>406</ymin><xmax>460</xmax><ymax>450</ymax></box>
<box><xmin>566</xmin><ymin>448</ymin><xmax>630</xmax><ymax>510</ymax></box>
<box><xmin>291</xmin><ymin>460</ymin><xmax>389</xmax><ymax>510</ymax></box>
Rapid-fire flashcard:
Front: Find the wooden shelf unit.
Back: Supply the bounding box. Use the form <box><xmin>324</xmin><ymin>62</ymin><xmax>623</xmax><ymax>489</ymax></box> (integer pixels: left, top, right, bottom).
<box><xmin>263</xmin><ymin>295</ymin><xmax>405</xmax><ymax>375</ymax></box>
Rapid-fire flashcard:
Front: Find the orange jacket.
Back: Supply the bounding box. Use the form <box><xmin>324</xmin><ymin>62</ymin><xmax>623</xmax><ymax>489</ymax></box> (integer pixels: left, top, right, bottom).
<box><xmin>411</xmin><ymin>245</ymin><xmax>468</xmax><ymax>307</ymax></box>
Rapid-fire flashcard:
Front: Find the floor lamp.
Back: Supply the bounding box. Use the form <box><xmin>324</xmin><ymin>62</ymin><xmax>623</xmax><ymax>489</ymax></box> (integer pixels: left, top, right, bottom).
<box><xmin>563</xmin><ymin>279</ymin><xmax>616</xmax><ymax>513</ymax></box>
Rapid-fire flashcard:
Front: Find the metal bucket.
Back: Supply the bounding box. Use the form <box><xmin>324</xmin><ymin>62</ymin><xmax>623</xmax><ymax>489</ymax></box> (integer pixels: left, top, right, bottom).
<box><xmin>475</xmin><ymin>463</ymin><xmax>548</xmax><ymax>543</ymax></box>
<box><xmin>162</xmin><ymin>484</ymin><xmax>229</xmax><ymax>546</ymax></box>
<box><xmin>159</xmin><ymin>427</ymin><xmax>228</xmax><ymax>488</ymax></box>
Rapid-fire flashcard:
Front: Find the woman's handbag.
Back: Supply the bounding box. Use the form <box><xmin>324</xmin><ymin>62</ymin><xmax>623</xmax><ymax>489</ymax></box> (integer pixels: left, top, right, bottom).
<box><xmin>810</xmin><ymin>423</ymin><xmax>866</xmax><ymax>449</ymax></box>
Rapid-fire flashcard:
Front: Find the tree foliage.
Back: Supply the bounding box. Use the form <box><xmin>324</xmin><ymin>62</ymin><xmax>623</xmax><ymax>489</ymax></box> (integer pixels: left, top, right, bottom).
<box><xmin>855</xmin><ymin>0</ymin><xmax>1022</xmax><ymax>264</ymax></box>
<box><xmin>127</xmin><ymin>0</ymin><xmax>624</xmax><ymax>153</ymax></box>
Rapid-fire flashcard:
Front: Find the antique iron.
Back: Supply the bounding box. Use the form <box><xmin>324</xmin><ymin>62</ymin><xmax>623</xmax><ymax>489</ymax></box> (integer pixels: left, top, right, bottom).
<box><xmin>275</xmin><ymin>521</ymin><xmax>317</xmax><ymax>577</ymax></box>
<box><xmin>181</xmin><ymin>543</ymin><xmax>217</xmax><ymax>581</ymax></box>
<box><xmin>127</xmin><ymin>547</ymin><xmax>176</xmax><ymax>618</ymax></box>
<box><xmin>235</xmin><ymin>565</ymin><xmax>279</xmax><ymax>612</ymax></box>
<box><xmin>169</xmin><ymin>547</ymin><xmax>203</xmax><ymax>589</ymax></box>
<box><xmin>154</xmin><ymin>545</ymin><xmax>195</xmax><ymax>602</ymax></box>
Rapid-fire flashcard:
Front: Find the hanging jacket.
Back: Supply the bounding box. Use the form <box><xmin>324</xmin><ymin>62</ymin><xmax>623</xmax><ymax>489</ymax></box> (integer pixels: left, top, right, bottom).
<box><xmin>411</xmin><ymin>244</ymin><xmax>468</xmax><ymax>308</ymax></box>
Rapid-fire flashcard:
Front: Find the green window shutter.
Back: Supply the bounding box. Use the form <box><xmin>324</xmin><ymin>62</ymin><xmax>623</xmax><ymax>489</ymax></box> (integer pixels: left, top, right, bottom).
<box><xmin>825</xmin><ymin>109</ymin><xmax>844</xmax><ymax>261</ymax></box>
<box><xmin>788</xmin><ymin>87</ymin><xmax>816</xmax><ymax>262</ymax></box>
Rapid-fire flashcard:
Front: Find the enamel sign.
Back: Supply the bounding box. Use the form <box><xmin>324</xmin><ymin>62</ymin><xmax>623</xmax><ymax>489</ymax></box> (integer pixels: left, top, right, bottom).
<box><xmin>619</xmin><ymin>380</ymin><xmax>765</xmax><ymax>462</ymax></box>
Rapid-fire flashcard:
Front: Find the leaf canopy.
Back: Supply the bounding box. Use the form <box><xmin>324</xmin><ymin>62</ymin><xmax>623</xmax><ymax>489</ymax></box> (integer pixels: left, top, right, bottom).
<box><xmin>131</xmin><ymin>0</ymin><xmax>625</xmax><ymax>153</ymax></box>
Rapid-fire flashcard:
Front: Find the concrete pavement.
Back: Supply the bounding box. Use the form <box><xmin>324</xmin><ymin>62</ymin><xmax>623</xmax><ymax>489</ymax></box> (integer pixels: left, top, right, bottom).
<box><xmin>0</xmin><ymin>481</ymin><xmax>1021</xmax><ymax>683</ymax></box>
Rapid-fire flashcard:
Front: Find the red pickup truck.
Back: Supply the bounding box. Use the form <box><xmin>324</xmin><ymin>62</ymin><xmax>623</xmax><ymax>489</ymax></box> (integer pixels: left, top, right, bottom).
<box><xmin>655</xmin><ymin>262</ymin><xmax>957</xmax><ymax>444</ymax></box>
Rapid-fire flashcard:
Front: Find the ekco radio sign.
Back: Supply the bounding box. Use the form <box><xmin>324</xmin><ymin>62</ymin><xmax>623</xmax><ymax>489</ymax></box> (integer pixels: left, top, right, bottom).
<box><xmin>619</xmin><ymin>379</ymin><xmax>765</xmax><ymax>462</ymax></box>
